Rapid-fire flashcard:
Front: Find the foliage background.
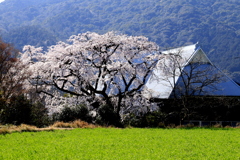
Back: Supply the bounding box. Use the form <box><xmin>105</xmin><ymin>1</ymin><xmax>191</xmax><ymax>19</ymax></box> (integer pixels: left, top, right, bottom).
<box><xmin>0</xmin><ymin>0</ymin><xmax>240</xmax><ymax>82</ymax></box>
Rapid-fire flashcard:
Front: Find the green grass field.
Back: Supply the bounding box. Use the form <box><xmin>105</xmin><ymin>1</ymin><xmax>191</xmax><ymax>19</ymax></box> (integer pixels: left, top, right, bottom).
<box><xmin>0</xmin><ymin>128</ymin><xmax>239</xmax><ymax>160</ymax></box>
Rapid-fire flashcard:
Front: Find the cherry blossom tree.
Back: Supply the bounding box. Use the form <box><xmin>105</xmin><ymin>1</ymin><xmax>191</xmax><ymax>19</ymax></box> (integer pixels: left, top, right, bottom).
<box><xmin>21</xmin><ymin>32</ymin><xmax>160</xmax><ymax>125</ymax></box>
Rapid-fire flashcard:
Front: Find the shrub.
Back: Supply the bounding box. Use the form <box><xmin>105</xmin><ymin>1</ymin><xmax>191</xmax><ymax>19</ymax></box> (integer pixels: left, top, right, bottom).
<box><xmin>212</xmin><ymin>123</ymin><xmax>222</xmax><ymax>128</ymax></box>
<box><xmin>0</xmin><ymin>95</ymin><xmax>50</xmax><ymax>127</ymax></box>
<box><xmin>57</xmin><ymin>104</ymin><xmax>92</xmax><ymax>123</ymax></box>
<box><xmin>16</xmin><ymin>124</ymin><xmax>38</xmax><ymax>132</ymax></box>
<box><xmin>30</xmin><ymin>102</ymin><xmax>50</xmax><ymax>127</ymax></box>
<box><xmin>1</xmin><ymin>96</ymin><xmax>32</xmax><ymax>125</ymax></box>
<box><xmin>52</xmin><ymin>120</ymin><xmax>96</xmax><ymax>128</ymax></box>
<box><xmin>71</xmin><ymin>120</ymin><xmax>92</xmax><ymax>128</ymax></box>
<box><xmin>51</xmin><ymin>121</ymin><xmax>73</xmax><ymax>128</ymax></box>
<box><xmin>0</xmin><ymin>128</ymin><xmax>10</xmax><ymax>135</ymax></box>
<box><xmin>123</xmin><ymin>111</ymin><xmax>166</xmax><ymax>128</ymax></box>
<box><xmin>96</xmin><ymin>105</ymin><xmax>122</xmax><ymax>127</ymax></box>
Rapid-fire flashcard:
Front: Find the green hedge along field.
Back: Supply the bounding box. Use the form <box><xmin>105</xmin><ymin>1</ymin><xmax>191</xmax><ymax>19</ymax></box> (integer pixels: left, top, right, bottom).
<box><xmin>0</xmin><ymin>128</ymin><xmax>240</xmax><ymax>159</ymax></box>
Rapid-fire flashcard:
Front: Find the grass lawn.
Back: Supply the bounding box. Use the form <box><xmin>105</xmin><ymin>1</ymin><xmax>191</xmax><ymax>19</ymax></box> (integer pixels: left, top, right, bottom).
<box><xmin>0</xmin><ymin>128</ymin><xmax>240</xmax><ymax>159</ymax></box>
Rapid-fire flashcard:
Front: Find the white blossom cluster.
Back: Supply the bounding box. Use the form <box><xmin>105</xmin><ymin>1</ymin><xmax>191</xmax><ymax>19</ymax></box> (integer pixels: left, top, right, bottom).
<box><xmin>20</xmin><ymin>32</ymin><xmax>160</xmax><ymax>116</ymax></box>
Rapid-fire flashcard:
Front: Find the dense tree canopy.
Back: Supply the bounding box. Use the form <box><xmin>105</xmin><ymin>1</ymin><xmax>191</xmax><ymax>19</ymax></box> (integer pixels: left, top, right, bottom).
<box><xmin>0</xmin><ymin>0</ymin><xmax>240</xmax><ymax>82</ymax></box>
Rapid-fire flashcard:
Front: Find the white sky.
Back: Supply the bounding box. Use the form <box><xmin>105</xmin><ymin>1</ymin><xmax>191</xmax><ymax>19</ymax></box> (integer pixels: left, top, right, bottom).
<box><xmin>0</xmin><ymin>0</ymin><xmax>5</xmax><ymax>3</ymax></box>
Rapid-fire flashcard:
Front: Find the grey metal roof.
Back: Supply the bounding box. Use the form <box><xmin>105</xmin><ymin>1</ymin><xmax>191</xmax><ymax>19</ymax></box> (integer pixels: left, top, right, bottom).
<box><xmin>144</xmin><ymin>43</ymin><xmax>240</xmax><ymax>98</ymax></box>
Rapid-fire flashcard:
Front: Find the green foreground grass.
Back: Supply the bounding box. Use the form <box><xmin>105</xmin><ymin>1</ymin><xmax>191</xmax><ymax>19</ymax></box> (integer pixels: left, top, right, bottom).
<box><xmin>0</xmin><ymin>128</ymin><xmax>240</xmax><ymax>160</ymax></box>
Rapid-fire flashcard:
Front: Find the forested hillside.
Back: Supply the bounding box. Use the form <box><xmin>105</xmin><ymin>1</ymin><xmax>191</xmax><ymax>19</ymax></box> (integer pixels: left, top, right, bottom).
<box><xmin>0</xmin><ymin>0</ymin><xmax>240</xmax><ymax>82</ymax></box>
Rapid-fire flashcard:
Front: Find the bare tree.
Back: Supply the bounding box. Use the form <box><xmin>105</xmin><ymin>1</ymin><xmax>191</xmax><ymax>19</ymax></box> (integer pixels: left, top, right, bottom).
<box><xmin>0</xmin><ymin>38</ymin><xmax>30</xmax><ymax>100</ymax></box>
<box><xmin>154</xmin><ymin>46</ymin><xmax>224</xmax><ymax>98</ymax></box>
<box><xmin>149</xmin><ymin>45</ymin><xmax>225</xmax><ymax>124</ymax></box>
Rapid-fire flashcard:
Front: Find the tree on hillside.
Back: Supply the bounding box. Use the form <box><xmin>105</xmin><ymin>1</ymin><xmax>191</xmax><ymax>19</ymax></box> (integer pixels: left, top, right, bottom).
<box><xmin>21</xmin><ymin>32</ymin><xmax>160</xmax><ymax>126</ymax></box>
